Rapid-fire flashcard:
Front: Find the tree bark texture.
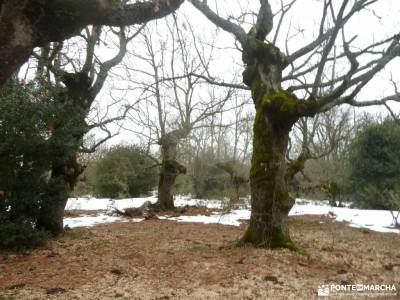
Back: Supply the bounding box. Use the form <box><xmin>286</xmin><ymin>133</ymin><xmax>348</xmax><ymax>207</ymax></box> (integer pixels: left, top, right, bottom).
<box><xmin>36</xmin><ymin>73</ymin><xmax>91</xmax><ymax>234</ymax></box>
<box><xmin>240</xmin><ymin>41</ymin><xmax>307</xmax><ymax>248</ymax></box>
<box><xmin>157</xmin><ymin>133</ymin><xmax>186</xmax><ymax>210</ymax></box>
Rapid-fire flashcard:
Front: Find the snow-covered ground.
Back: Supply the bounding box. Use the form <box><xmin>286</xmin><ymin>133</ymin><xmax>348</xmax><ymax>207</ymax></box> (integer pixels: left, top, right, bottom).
<box><xmin>290</xmin><ymin>200</ymin><xmax>399</xmax><ymax>233</ymax></box>
<box><xmin>64</xmin><ymin>195</ymin><xmax>399</xmax><ymax>234</ymax></box>
<box><xmin>65</xmin><ymin>196</ymin><xmax>158</xmax><ymax>211</ymax></box>
<box><xmin>64</xmin><ymin>214</ymin><xmax>136</xmax><ymax>228</ymax></box>
<box><xmin>159</xmin><ymin>209</ymin><xmax>251</xmax><ymax>226</ymax></box>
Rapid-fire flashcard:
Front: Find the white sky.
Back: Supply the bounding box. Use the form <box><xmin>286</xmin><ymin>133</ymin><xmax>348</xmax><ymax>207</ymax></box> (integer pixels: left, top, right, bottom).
<box><xmin>88</xmin><ymin>0</ymin><xmax>400</xmax><ymax>146</ymax></box>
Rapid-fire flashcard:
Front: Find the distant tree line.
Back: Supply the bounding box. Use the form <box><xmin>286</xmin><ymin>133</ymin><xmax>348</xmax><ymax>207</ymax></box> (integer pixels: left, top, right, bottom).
<box><xmin>293</xmin><ymin>112</ymin><xmax>400</xmax><ymax>214</ymax></box>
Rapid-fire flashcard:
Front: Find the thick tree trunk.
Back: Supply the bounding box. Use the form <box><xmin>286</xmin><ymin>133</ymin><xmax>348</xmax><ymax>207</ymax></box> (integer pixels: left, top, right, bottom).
<box><xmin>157</xmin><ymin>134</ymin><xmax>186</xmax><ymax>210</ymax></box>
<box><xmin>190</xmin><ymin>1</ymin><xmax>320</xmax><ymax>249</ymax></box>
<box><xmin>239</xmin><ymin>41</ymin><xmax>306</xmax><ymax>249</ymax></box>
<box><xmin>36</xmin><ymin>128</ymin><xmax>83</xmax><ymax>234</ymax></box>
<box><xmin>37</xmin><ymin>160</ymin><xmax>83</xmax><ymax>235</ymax></box>
<box><xmin>37</xmin><ymin>177</ymin><xmax>71</xmax><ymax>235</ymax></box>
<box><xmin>240</xmin><ymin>108</ymin><xmax>295</xmax><ymax>248</ymax></box>
<box><xmin>35</xmin><ymin>71</ymin><xmax>91</xmax><ymax>235</ymax></box>
<box><xmin>157</xmin><ymin>159</ymin><xmax>185</xmax><ymax>210</ymax></box>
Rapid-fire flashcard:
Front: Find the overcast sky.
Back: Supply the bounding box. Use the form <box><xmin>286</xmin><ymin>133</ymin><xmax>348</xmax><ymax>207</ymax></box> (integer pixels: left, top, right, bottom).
<box><xmin>92</xmin><ymin>0</ymin><xmax>400</xmax><ymax>146</ymax></box>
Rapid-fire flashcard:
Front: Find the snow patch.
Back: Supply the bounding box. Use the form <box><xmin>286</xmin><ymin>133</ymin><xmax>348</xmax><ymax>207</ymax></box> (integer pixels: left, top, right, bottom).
<box><xmin>64</xmin><ymin>196</ymin><xmax>399</xmax><ymax>234</ymax></box>
<box><xmin>174</xmin><ymin>195</ymin><xmax>226</xmax><ymax>209</ymax></box>
<box><xmin>64</xmin><ymin>214</ymin><xmax>143</xmax><ymax>229</ymax></box>
<box><xmin>290</xmin><ymin>202</ymin><xmax>399</xmax><ymax>233</ymax></box>
<box><xmin>165</xmin><ymin>209</ymin><xmax>250</xmax><ymax>226</ymax></box>
<box><xmin>65</xmin><ymin>196</ymin><xmax>158</xmax><ymax>211</ymax></box>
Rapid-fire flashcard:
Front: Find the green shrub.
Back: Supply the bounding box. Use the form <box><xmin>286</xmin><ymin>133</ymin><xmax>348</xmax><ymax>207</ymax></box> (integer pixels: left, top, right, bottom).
<box><xmin>86</xmin><ymin>145</ymin><xmax>157</xmax><ymax>198</ymax></box>
<box><xmin>201</xmin><ymin>163</ymin><xmax>231</xmax><ymax>198</ymax></box>
<box><xmin>346</xmin><ymin>119</ymin><xmax>400</xmax><ymax>209</ymax></box>
<box><xmin>0</xmin><ymin>80</ymin><xmax>53</xmax><ymax>249</ymax></box>
<box><xmin>0</xmin><ymin>217</ymin><xmax>50</xmax><ymax>250</ymax></box>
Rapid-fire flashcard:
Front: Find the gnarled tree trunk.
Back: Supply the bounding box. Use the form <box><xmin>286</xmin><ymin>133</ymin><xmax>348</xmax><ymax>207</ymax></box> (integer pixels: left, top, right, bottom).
<box><xmin>35</xmin><ymin>22</ymin><xmax>130</xmax><ymax>234</ymax></box>
<box><xmin>157</xmin><ymin>133</ymin><xmax>186</xmax><ymax>210</ymax></box>
<box><xmin>36</xmin><ymin>74</ymin><xmax>90</xmax><ymax>235</ymax></box>
<box><xmin>37</xmin><ymin>177</ymin><xmax>71</xmax><ymax>235</ymax></box>
<box><xmin>189</xmin><ymin>0</ymin><xmax>399</xmax><ymax>249</ymax></box>
<box><xmin>241</xmin><ymin>104</ymin><xmax>295</xmax><ymax>248</ymax></box>
<box><xmin>37</xmin><ymin>155</ymin><xmax>83</xmax><ymax>235</ymax></box>
<box><xmin>239</xmin><ymin>42</ymin><xmax>308</xmax><ymax>248</ymax></box>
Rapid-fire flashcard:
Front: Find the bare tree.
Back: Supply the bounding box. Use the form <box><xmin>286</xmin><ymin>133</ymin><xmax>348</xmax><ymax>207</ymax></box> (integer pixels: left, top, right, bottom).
<box><xmin>190</xmin><ymin>0</ymin><xmax>400</xmax><ymax>248</ymax></box>
<box><xmin>32</xmin><ymin>25</ymin><xmax>138</xmax><ymax>234</ymax></box>
<box><xmin>124</xmin><ymin>17</ymin><xmax>234</xmax><ymax>209</ymax></box>
<box><xmin>290</xmin><ymin>107</ymin><xmax>355</xmax><ymax>206</ymax></box>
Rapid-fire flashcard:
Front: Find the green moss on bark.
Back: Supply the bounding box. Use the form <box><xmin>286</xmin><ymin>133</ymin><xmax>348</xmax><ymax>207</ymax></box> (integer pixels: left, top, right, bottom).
<box><xmin>239</xmin><ymin>225</ymin><xmax>299</xmax><ymax>251</ymax></box>
<box><xmin>244</xmin><ymin>81</ymin><xmax>302</xmax><ymax>250</ymax></box>
<box><xmin>261</xmin><ymin>89</ymin><xmax>298</xmax><ymax>113</ymax></box>
<box><xmin>238</xmin><ymin>226</ymin><xmax>264</xmax><ymax>246</ymax></box>
<box><xmin>250</xmin><ymin>107</ymin><xmax>273</xmax><ymax>186</ymax></box>
<box><xmin>251</xmin><ymin>79</ymin><xmax>267</xmax><ymax>104</ymax></box>
<box><xmin>254</xmin><ymin>40</ymin><xmax>285</xmax><ymax>65</ymax></box>
<box><xmin>259</xmin><ymin>89</ymin><xmax>301</xmax><ymax>130</ymax></box>
<box><xmin>241</xmin><ymin>39</ymin><xmax>303</xmax><ymax>251</ymax></box>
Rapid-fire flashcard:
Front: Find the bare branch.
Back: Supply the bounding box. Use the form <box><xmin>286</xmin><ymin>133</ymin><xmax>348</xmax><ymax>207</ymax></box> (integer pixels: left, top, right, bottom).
<box><xmin>189</xmin><ymin>0</ymin><xmax>248</xmax><ymax>47</ymax></box>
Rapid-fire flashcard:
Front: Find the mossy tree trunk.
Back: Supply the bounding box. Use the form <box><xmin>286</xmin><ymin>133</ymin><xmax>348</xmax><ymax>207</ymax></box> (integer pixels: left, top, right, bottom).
<box><xmin>189</xmin><ymin>0</ymin><xmax>400</xmax><ymax>249</ymax></box>
<box><xmin>188</xmin><ymin>0</ymin><xmax>317</xmax><ymax>249</ymax></box>
<box><xmin>240</xmin><ymin>41</ymin><xmax>315</xmax><ymax>248</ymax></box>
<box><xmin>241</xmin><ymin>105</ymin><xmax>295</xmax><ymax>248</ymax></box>
<box><xmin>157</xmin><ymin>133</ymin><xmax>186</xmax><ymax>210</ymax></box>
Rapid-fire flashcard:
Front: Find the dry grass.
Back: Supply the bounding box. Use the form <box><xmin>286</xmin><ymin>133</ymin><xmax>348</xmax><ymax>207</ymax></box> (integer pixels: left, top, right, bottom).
<box><xmin>0</xmin><ymin>213</ymin><xmax>399</xmax><ymax>299</ymax></box>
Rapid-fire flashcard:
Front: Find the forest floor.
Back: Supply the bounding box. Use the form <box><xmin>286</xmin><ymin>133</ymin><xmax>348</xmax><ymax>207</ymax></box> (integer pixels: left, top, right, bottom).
<box><xmin>0</xmin><ymin>208</ymin><xmax>399</xmax><ymax>299</ymax></box>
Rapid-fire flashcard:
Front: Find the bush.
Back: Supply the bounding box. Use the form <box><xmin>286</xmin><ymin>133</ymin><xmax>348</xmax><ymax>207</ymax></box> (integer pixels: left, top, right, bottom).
<box><xmin>0</xmin><ymin>217</ymin><xmax>50</xmax><ymax>251</ymax></box>
<box><xmin>86</xmin><ymin>145</ymin><xmax>157</xmax><ymax>198</ymax></box>
<box><xmin>346</xmin><ymin>119</ymin><xmax>400</xmax><ymax>209</ymax></box>
<box><xmin>0</xmin><ymin>80</ymin><xmax>54</xmax><ymax>249</ymax></box>
<box><xmin>201</xmin><ymin>163</ymin><xmax>231</xmax><ymax>198</ymax></box>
